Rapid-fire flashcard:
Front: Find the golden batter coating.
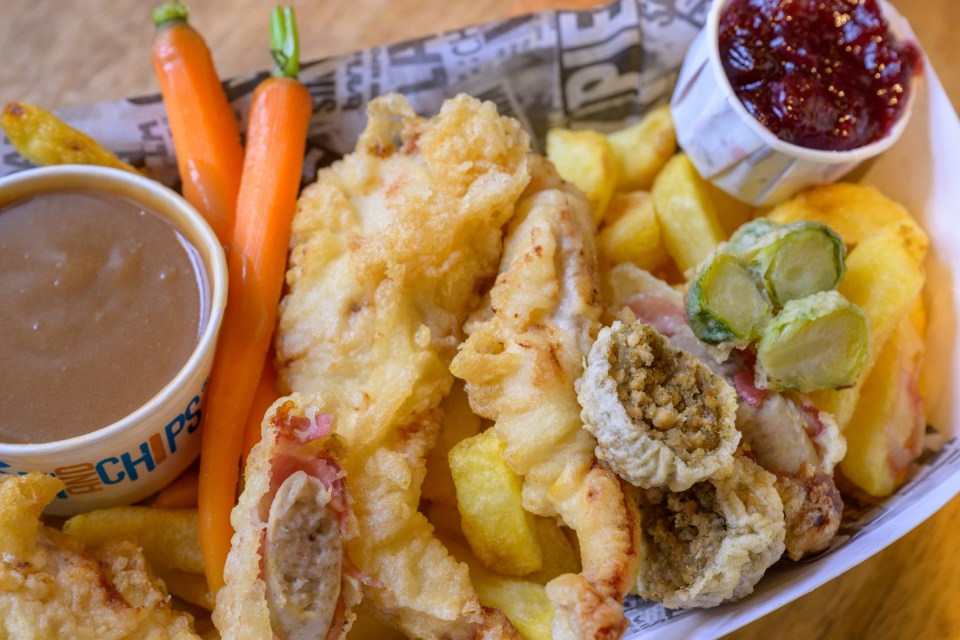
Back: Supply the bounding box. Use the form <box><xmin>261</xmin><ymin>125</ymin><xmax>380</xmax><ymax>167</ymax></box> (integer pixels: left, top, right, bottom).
<box><xmin>0</xmin><ymin>474</ymin><xmax>199</xmax><ymax>640</ymax></box>
<box><xmin>276</xmin><ymin>93</ymin><xmax>531</xmax><ymax>638</ymax></box>
<box><xmin>452</xmin><ymin>156</ymin><xmax>640</xmax><ymax>638</ymax></box>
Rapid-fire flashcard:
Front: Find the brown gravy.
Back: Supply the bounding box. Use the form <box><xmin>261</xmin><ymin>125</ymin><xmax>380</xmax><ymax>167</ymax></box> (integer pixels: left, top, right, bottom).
<box><xmin>0</xmin><ymin>190</ymin><xmax>203</xmax><ymax>443</ymax></box>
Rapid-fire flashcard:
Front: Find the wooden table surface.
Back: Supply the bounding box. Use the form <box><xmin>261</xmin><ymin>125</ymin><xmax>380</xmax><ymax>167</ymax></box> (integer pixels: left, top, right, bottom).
<box><xmin>1</xmin><ymin>0</ymin><xmax>957</xmax><ymax>638</ymax></box>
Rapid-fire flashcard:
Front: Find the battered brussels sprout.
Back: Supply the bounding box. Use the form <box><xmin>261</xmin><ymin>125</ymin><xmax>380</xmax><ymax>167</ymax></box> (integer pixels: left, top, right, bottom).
<box><xmin>756</xmin><ymin>291</ymin><xmax>869</xmax><ymax>392</ymax></box>
<box><xmin>744</xmin><ymin>221</ymin><xmax>846</xmax><ymax>307</ymax></box>
<box><xmin>685</xmin><ymin>251</ymin><xmax>772</xmax><ymax>346</ymax></box>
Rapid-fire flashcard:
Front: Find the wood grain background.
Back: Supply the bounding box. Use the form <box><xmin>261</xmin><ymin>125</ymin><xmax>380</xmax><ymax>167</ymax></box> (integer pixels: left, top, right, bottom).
<box><xmin>1</xmin><ymin>1</ymin><xmax>957</xmax><ymax>637</ymax></box>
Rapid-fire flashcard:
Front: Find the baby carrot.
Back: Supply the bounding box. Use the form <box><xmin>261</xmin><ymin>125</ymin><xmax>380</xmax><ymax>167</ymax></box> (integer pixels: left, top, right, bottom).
<box><xmin>151</xmin><ymin>2</ymin><xmax>243</xmax><ymax>244</ymax></box>
<box><xmin>197</xmin><ymin>5</ymin><xmax>312</xmax><ymax>592</ymax></box>
<box><xmin>240</xmin><ymin>357</ymin><xmax>280</xmax><ymax>466</ymax></box>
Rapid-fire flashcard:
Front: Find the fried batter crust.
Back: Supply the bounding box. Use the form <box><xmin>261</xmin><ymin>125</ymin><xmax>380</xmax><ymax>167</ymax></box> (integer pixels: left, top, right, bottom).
<box><xmin>604</xmin><ymin>263</ymin><xmax>846</xmax><ymax>560</ymax></box>
<box><xmin>276</xmin><ymin>93</ymin><xmax>532</xmax><ymax>638</ymax></box>
<box><xmin>0</xmin><ymin>474</ymin><xmax>199</xmax><ymax>640</ymax></box>
<box><xmin>451</xmin><ymin>156</ymin><xmax>640</xmax><ymax>638</ymax></box>
<box><xmin>636</xmin><ymin>455</ymin><xmax>785</xmax><ymax>609</ymax></box>
<box><xmin>215</xmin><ymin>394</ymin><xmax>362</xmax><ymax>640</ymax></box>
<box><xmin>578</xmin><ymin>320</ymin><xmax>740</xmax><ymax>491</ymax></box>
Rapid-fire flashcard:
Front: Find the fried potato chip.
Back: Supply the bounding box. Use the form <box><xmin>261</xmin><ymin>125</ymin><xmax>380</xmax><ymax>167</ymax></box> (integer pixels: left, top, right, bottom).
<box><xmin>766</xmin><ymin>183</ymin><xmax>925</xmax><ymax>257</ymax></box>
<box><xmin>810</xmin><ymin>223</ymin><xmax>927</xmax><ymax>429</ymax></box>
<box><xmin>607</xmin><ymin>104</ymin><xmax>676</xmax><ymax>191</ymax></box>
<box><xmin>651</xmin><ymin>153</ymin><xmax>725</xmax><ymax>273</ymax></box>
<box><xmin>439</xmin><ymin>533</ymin><xmax>553</xmax><ymax>640</ymax></box>
<box><xmin>840</xmin><ymin>298</ymin><xmax>926</xmax><ymax>497</ymax></box>
<box><xmin>1</xmin><ymin>101</ymin><xmax>140</xmax><ymax>173</ymax></box>
<box><xmin>546</xmin><ymin>127</ymin><xmax>616</xmax><ymax>222</ymax></box>
<box><xmin>450</xmin><ymin>430</ymin><xmax>543</xmax><ymax>576</ymax></box>
<box><xmin>526</xmin><ymin>517</ymin><xmax>581</xmax><ymax>584</ymax></box>
<box><xmin>598</xmin><ymin>191</ymin><xmax>669</xmax><ymax>271</ymax></box>
<box><xmin>63</xmin><ymin>506</ymin><xmax>203</xmax><ymax>574</ymax></box>
<box><xmin>707</xmin><ymin>181</ymin><xmax>754</xmax><ymax>239</ymax></box>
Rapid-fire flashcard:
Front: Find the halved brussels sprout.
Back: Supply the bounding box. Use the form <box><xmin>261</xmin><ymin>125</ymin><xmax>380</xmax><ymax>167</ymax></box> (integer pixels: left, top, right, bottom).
<box><xmin>745</xmin><ymin>221</ymin><xmax>845</xmax><ymax>307</ymax></box>
<box><xmin>685</xmin><ymin>251</ymin><xmax>772</xmax><ymax>346</ymax></box>
<box><xmin>756</xmin><ymin>290</ymin><xmax>869</xmax><ymax>392</ymax></box>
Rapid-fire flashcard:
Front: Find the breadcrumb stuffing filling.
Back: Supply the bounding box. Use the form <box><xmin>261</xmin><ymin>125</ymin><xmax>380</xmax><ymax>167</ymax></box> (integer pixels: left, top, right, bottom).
<box><xmin>610</xmin><ymin>324</ymin><xmax>725</xmax><ymax>461</ymax></box>
<box><xmin>640</xmin><ymin>484</ymin><xmax>726</xmax><ymax>593</ymax></box>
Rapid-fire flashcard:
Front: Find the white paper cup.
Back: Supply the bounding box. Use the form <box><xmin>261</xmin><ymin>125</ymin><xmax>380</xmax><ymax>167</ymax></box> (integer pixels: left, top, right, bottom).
<box><xmin>0</xmin><ymin>166</ymin><xmax>227</xmax><ymax>515</ymax></box>
<box><xmin>671</xmin><ymin>0</ymin><xmax>919</xmax><ymax>206</ymax></box>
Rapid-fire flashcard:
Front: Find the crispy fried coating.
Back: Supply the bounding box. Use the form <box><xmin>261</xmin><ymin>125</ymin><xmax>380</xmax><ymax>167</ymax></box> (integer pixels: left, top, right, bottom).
<box><xmin>577</xmin><ymin>320</ymin><xmax>740</xmax><ymax>491</ymax></box>
<box><xmin>215</xmin><ymin>394</ymin><xmax>361</xmax><ymax>640</ymax></box>
<box><xmin>604</xmin><ymin>263</ymin><xmax>846</xmax><ymax>560</ymax></box>
<box><xmin>276</xmin><ymin>93</ymin><xmax>531</xmax><ymax>638</ymax></box>
<box><xmin>636</xmin><ymin>455</ymin><xmax>785</xmax><ymax>609</ymax></box>
<box><xmin>0</xmin><ymin>473</ymin><xmax>199</xmax><ymax>640</ymax></box>
<box><xmin>451</xmin><ymin>156</ymin><xmax>640</xmax><ymax>639</ymax></box>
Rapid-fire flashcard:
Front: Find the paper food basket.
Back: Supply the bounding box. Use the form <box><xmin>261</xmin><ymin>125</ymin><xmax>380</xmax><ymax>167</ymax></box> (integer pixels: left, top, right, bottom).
<box><xmin>2</xmin><ymin>1</ymin><xmax>958</xmax><ymax>637</ymax></box>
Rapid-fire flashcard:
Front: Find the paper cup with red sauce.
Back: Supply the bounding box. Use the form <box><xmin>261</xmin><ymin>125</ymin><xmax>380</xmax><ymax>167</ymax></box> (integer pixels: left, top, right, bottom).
<box><xmin>671</xmin><ymin>0</ymin><xmax>923</xmax><ymax>206</ymax></box>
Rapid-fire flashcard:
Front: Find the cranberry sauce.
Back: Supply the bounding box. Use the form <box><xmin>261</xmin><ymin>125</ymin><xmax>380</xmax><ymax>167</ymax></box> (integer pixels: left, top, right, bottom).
<box><xmin>718</xmin><ymin>0</ymin><xmax>922</xmax><ymax>151</ymax></box>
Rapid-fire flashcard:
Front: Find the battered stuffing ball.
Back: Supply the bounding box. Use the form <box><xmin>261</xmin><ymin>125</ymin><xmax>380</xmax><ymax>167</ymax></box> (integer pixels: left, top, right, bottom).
<box><xmin>577</xmin><ymin>320</ymin><xmax>740</xmax><ymax>491</ymax></box>
<box><xmin>636</xmin><ymin>455</ymin><xmax>786</xmax><ymax>608</ymax></box>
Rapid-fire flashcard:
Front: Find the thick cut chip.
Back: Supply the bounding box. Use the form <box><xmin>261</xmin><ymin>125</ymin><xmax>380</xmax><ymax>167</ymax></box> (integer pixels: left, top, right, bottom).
<box><xmin>598</xmin><ymin>191</ymin><xmax>669</xmax><ymax>271</ymax></box>
<box><xmin>606</xmin><ymin>104</ymin><xmax>676</xmax><ymax>192</ymax></box>
<box><xmin>546</xmin><ymin>127</ymin><xmax>616</xmax><ymax>221</ymax></box>
<box><xmin>64</xmin><ymin>506</ymin><xmax>202</xmax><ymax>574</ymax></box>
<box><xmin>766</xmin><ymin>182</ymin><xmax>926</xmax><ymax>259</ymax></box>
<box><xmin>651</xmin><ymin>153</ymin><xmax>725</xmax><ymax>273</ymax></box>
<box><xmin>450</xmin><ymin>430</ymin><xmax>543</xmax><ymax>576</ymax></box>
<box><xmin>526</xmin><ymin>517</ymin><xmax>581</xmax><ymax>584</ymax></box>
<box><xmin>422</xmin><ymin>380</ymin><xmax>484</xmax><ymax>508</ymax></box>
<box><xmin>841</xmin><ymin>300</ymin><xmax>926</xmax><ymax>497</ymax></box>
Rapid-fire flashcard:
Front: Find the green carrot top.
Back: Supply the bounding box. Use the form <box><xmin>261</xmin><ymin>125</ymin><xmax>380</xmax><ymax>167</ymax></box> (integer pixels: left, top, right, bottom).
<box><xmin>270</xmin><ymin>6</ymin><xmax>301</xmax><ymax>79</ymax></box>
<box><xmin>151</xmin><ymin>2</ymin><xmax>189</xmax><ymax>29</ymax></box>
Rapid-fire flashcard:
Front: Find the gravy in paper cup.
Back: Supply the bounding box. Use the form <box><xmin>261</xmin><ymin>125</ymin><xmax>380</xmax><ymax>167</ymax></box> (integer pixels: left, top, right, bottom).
<box><xmin>671</xmin><ymin>0</ymin><xmax>921</xmax><ymax>206</ymax></box>
<box><xmin>0</xmin><ymin>166</ymin><xmax>227</xmax><ymax>515</ymax></box>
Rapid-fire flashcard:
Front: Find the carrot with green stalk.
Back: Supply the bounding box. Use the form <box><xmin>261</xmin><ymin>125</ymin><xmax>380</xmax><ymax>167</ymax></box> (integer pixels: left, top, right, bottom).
<box><xmin>196</xmin><ymin>5</ymin><xmax>312</xmax><ymax>592</ymax></box>
<box><xmin>151</xmin><ymin>2</ymin><xmax>244</xmax><ymax>244</ymax></box>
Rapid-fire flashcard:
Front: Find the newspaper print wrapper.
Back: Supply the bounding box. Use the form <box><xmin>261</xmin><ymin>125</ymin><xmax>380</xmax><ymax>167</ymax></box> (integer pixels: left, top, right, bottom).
<box><xmin>2</xmin><ymin>1</ymin><xmax>958</xmax><ymax>637</ymax></box>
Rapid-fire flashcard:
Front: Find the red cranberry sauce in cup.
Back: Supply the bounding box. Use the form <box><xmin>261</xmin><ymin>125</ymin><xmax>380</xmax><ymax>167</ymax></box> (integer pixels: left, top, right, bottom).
<box><xmin>718</xmin><ymin>0</ymin><xmax>922</xmax><ymax>152</ymax></box>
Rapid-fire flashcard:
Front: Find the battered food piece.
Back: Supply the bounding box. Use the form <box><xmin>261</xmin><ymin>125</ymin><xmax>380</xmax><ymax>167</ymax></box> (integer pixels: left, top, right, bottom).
<box><xmin>0</xmin><ymin>473</ymin><xmax>200</xmax><ymax>640</ymax></box>
<box><xmin>276</xmin><ymin>93</ymin><xmax>531</xmax><ymax>638</ymax></box>
<box><xmin>214</xmin><ymin>394</ymin><xmax>361</xmax><ymax>640</ymax></box>
<box><xmin>451</xmin><ymin>156</ymin><xmax>640</xmax><ymax>639</ymax></box>
<box><xmin>577</xmin><ymin>320</ymin><xmax>740</xmax><ymax>491</ymax></box>
<box><xmin>636</xmin><ymin>455</ymin><xmax>786</xmax><ymax>609</ymax></box>
<box><xmin>605</xmin><ymin>263</ymin><xmax>846</xmax><ymax>560</ymax></box>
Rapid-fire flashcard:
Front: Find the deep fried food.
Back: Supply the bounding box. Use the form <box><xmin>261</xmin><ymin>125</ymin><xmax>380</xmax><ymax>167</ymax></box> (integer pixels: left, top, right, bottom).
<box><xmin>636</xmin><ymin>455</ymin><xmax>785</xmax><ymax>609</ymax></box>
<box><xmin>214</xmin><ymin>394</ymin><xmax>360</xmax><ymax>640</ymax></box>
<box><xmin>451</xmin><ymin>156</ymin><xmax>640</xmax><ymax>639</ymax></box>
<box><xmin>0</xmin><ymin>473</ymin><xmax>200</xmax><ymax>640</ymax></box>
<box><xmin>577</xmin><ymin>320</ymin><xmax>740</xmax><ymax>491</ymax></box>
<box><xmin>607</xmin><ymin>263</ymin><xmax>845</xmax><ymax>559</ymax></box>
<box><xmin>276</xmin><ymin>93</ymin><xmax>531</xmax><ymax>638</ymax></box>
